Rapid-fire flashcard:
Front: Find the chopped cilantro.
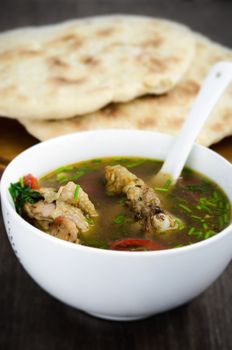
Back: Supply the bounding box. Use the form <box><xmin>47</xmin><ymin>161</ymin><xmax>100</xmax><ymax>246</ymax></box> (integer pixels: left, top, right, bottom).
<box><xmin>9</xmin><ymin>181</ymin><xmax>43</xmax><ymax>215</ymax></box>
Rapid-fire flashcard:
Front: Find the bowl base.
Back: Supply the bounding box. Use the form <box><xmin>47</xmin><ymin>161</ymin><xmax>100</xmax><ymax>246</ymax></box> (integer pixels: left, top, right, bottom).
<box><xmin>87</xmin><ymin>311</ymin><xmax>151</xmax><ymax>321</ymax></box>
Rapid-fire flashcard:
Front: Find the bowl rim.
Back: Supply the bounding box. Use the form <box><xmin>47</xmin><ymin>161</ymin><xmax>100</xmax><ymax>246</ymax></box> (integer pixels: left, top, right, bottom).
<box><xmin>1</xmin><ymin>129</ymin><xmax>232</xmax><ymax>257</ymax></box>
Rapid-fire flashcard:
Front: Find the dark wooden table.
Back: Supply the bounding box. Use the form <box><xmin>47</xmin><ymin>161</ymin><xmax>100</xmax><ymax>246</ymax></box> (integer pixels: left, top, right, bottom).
<box><xmin>0</xmin><ymin>1</ymin><xmax>232</xmax><ymax>349</ymax></box>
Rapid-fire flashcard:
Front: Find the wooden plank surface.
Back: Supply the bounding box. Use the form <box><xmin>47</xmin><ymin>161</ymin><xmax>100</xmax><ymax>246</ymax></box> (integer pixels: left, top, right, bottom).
<box><xmin>0</xmin><ymin>1</ymin><xmax>232</xmax><ymax>349</ymax></box>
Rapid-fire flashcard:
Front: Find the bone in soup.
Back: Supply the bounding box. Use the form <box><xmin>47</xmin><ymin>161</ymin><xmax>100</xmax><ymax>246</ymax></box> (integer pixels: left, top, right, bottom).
<box><xmin>9</xmin><ymin>157</ymin><xmax>231</xmax><ymax>251</ymax></box>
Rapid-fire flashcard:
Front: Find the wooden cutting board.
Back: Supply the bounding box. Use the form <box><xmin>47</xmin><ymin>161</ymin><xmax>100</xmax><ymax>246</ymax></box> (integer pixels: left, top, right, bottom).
<box><xmin>0</xmin><ymin>117</ymin><xmax>231</xmax><ymax>171</ymax></box>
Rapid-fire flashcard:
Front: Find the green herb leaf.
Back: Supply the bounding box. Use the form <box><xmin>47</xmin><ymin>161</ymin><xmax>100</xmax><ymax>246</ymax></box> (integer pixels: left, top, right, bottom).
<box><xmin>186</xmin><ymin>180</ymin><xmax>210</xmax><ymax>193</ymax></box>
<box><xmin>126</xmin><ymin>160</ymin><xmax>146</xmax><ymax>168</ymax></box>
<box><xmin>196</xmin><ymin>231</ymin><xmax>204</xmax><ymax>239</ymax></box>
<box><xmin>71</xmin><ymin>167</ymin><xmax>90</xmax><ymax>181</ymax></box>
<box><xmin>199</xmin><ymin>197</ymin><xmax>216</xmax><ymax>207</ymax></box>
<box><xmin>162</xmin><ymin>179</ymin><xmax>172</xmax><ymax>190</ymax></box>
<box><xmin>204</xmin><ymin>230</ymin><xmax>215</xmax><ymax>239</ymax></box>
<box><xmin>223</xmin><ymin>213</ymin><xmax>229</xmax><ymax>224</ymax></box>
<box><xmin>56</xmin><ymin>174</ymin><xmax>68</xmax><ymax>183</ymax></box>
<box><xmin>188</xmin><ymin>227</ymin><xmax>195</xmax><ymax>236</ymax></box>
<box><xmin>202</xmin><ymin>222</ymin><xmax>208</xmax><ymax>230</ymax></box>
<box><xmin>191</xmin><ymin>214</ymin><xmax>202</xmax><ymax>220</ymax></box>
<box><xmin>179</xmin><ymin>203</ymin><xmax>192</xmax><ymax>213</ymax></box>
<box><xmin>118</xmin><ymin>198</ymin><xmax>126</xmax><ymax>206</ymax></box>
<box><xmin>175</xmin><ymin>244</ymin><xmax>184</xmax><ymax>248</ymax></box>
<box><xmin>213</xmin><ymin>191</ymin><xmax>220</xmax><ymax>200</ymax></box>
<box><xmin>82</xmin><ymin>238</ymin><xmax>108</xmax><ymax>249</ymax></box>
<box><xmin>9</xmin><ymin>181</ymin><xmax>43</xmax><ymax>215</ymax></box>
<box><xmin>91</xmin><ymin>159</ymin><xmax>102</xmax><ymax>164</ymax></box>
<box><xmin>113</xmin><ymin>214</ymin><xmax>125</xmax><ymax>225</ymax></box>
<box><xmin>106</xmin><ymin>191</ymin><xmax>115</xmax><ymax>197</ymax></box>
<box><xmin>175</xmin><ymin>218</ymin><xmax>185</xmax><ymax>230</ymax></box>
<box><xmin>85</xmin><ymin>217</ymin><xmax>94</xmax><ymax>225</ymax></box>
<box><xmin>196</xmin><ymin>203</ymin><xmax>212</xmax><ymax>213</ymax></box>
<box><xmin>74</xmin><ymin>184</ymin><xmax>80</xmax><ymax>200</ymax></box>
<box><xmin>218</xmin><ymin>201</ymin><xmax>224</xmax><ymax>209</ymax></box>
<box><xmin>54</xmin><ymin>166</ymin><xmax>74</xmax><ymax>174</ymax></box>
<box><xmin>183</xmin><ymin>167</ymin><xmax>194</xmax><ymax>175</ymax></box>
<box><xmin>73</xmin><ymin>170</ymin><xmax>86</xmax><ymax>180</ymax></box>
<box><xmin>225</xmin><ymin>202</ymin><xmax>230</xmax><ymax>210</ymax></box>
<box><xmin>154</xmin><ymin>187</ymin><xmax>168</xmax><ymax>193</ymax></box>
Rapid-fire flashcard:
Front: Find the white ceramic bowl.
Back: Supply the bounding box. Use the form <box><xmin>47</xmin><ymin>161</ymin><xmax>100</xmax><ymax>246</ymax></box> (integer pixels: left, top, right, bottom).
<box><xmin>1</xmin><ymin>130</ymin><xmax>232</xmax><ymax>321</ymax></box>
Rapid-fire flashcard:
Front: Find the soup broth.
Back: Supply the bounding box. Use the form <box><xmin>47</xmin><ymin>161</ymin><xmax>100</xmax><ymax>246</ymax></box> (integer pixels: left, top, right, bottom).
<box><xmin>39</xmin><ymin>157</ymin><xmax>231</xmax><ymax>250</ymax></box>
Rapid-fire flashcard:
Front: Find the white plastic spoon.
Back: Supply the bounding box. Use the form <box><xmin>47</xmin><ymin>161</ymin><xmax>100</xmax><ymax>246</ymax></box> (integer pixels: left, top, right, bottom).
<box><xmin>154</xmin><ymin>61</ymin><xmax>232</xmax><ymax>187</ymax></box>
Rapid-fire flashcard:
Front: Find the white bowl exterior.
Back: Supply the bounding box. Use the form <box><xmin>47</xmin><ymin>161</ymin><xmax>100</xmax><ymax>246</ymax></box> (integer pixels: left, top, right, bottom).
<box><xmin>1</xmin><ymin>130</ymin><xmax>232</xmax><ymax>320</ymax></box>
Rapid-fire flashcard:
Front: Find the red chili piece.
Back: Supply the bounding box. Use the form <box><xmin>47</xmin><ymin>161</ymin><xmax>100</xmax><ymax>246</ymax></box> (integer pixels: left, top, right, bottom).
<box><xmin>110</xmin><ymin>238</ymin><xmax>166</xmax><ymax>251</ymax></box>
<box><xmin>23</xmin><ymin>174</ymin><xmax>39</xmax><ymax>189</ymax></box>
<box><xmin>54</xmin><ymin>216</ymin><xmax>65</xmax><ymax>225</ymax></box>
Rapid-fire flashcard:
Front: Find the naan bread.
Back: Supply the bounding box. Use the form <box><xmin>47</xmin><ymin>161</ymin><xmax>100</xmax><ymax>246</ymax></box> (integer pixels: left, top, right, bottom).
<box><xmin>0</xmin><ymin>15</ymin><xmax>195</xmax><ymax>120</ymax></box>
<box><xmin>19</xmin><ymin>34</ymin><xmax>232</xmax><ymax>146</ymax></box>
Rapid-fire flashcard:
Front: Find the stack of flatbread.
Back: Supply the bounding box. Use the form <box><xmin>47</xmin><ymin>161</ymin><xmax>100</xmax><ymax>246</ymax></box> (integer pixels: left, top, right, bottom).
<box><xmin>0</xmin><ymin>15</ymin><xmax>231</xmax><ymax>146</ymax></box>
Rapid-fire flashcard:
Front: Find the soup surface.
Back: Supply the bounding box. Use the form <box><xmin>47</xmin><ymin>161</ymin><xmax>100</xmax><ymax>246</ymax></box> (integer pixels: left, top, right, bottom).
<box><xmin>35</xmin><ymin>157</ymin><xmax>231</xmax><ymax>250</ymax></box>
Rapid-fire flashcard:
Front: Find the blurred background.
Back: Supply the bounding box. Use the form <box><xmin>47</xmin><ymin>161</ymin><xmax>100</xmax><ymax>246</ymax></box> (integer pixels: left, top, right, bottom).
<box><xmin>0</xmin><ymin>0</ymin><xmax>231</xmax><ymax>46</ymax></box>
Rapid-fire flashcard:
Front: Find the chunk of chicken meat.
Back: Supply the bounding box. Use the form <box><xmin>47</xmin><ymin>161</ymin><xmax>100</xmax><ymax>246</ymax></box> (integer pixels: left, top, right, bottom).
<box><xmin>39</xmin><ymin>187</ymin><xmax>57</xmax><ymax>203</ymax></box>
<box><xmin>105</xmin><ymin>165</ymin><xmax>177</xmax><ymax>232</ymax></box>
<box><xmin>24</xmin><ymin>201</ymin><xmax>55</xmax><ymax>223</ymax></box>
<box><xmin>39</xmin><ymin>182</ymin><xmax>98</xmax><ymax>217</ymax></box>
<box><xmin>24</xmin><ymin>181</ymin><xmax>97</xmax><ymax>242</ymax></box>
<box><xmin>57</xmin><ymin>181</ymin><xmax>98</xmax><ymax>217</ymax></box>
<box><xmin>50</xmin><ymin>216</ymin><xmax>79</xmax><ymax>243</ymax></box>
<box><xmin>53</xmin><ymin>200</ymin><xmax>89</xmax><ymax>232</ymax></box>
<box><xmin>24</xmin><ymin>200</ymin><xmax>88</xmax><ymax>242</ymax></box>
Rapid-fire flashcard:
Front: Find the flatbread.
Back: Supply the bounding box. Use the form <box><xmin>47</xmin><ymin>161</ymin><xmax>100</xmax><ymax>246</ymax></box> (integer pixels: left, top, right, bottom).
<box><xmin>19</xmin><ymin>34</ymin><xmax>232</xmax><ymax>147</ymax></box>
<box><xmin>0</xmin><ymin>15</ymin><xmax>195</xmax><ymax>120</ymax></box>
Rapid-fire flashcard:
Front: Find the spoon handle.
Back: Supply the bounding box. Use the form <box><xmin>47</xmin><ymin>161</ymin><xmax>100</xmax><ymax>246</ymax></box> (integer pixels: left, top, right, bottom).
<box><xmin>160</xmin><ymin>61</ymin><xmax>232</xmax><ymax>182</ymax></box>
